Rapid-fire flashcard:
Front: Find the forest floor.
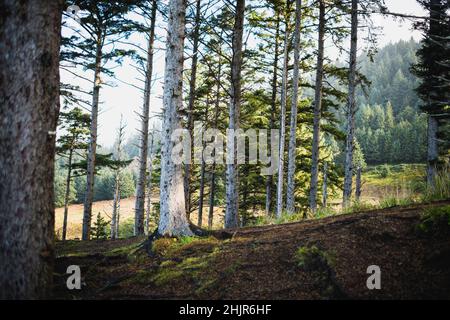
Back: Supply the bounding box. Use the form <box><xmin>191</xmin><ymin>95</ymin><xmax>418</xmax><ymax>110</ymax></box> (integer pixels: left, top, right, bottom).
<box><xmin>53</xmin><ymin>199</ymin><xmax>450</xmax><ymax>300</ymax></box>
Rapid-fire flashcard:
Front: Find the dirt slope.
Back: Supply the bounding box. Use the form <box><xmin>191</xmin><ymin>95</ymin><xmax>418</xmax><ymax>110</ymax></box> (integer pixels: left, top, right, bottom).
<box><xmin>53</xmin><ymin>201</ymin><xmax>450</xmax><ymax>300</ymax></box>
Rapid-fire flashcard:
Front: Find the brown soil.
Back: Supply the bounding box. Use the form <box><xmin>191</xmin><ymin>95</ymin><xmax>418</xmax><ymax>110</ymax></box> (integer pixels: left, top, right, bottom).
<box><xmin>53</xmin><ymin>200</ymin><xmax>450</xmax><ymax>300</ymax></box>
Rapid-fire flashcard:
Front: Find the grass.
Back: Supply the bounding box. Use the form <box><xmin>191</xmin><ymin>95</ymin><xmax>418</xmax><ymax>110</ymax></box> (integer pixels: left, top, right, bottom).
<box><xmin>416</xmin><ymin>205</ymin><xmax>450</xmax><ymax>235</ymax></box>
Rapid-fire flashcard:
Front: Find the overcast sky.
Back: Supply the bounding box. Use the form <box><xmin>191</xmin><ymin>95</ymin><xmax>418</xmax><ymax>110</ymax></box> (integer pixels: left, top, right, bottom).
<box><xmin>61</xmin><ymin>0</ymin><xmax>426</xmax><ymax>148</ymax></box>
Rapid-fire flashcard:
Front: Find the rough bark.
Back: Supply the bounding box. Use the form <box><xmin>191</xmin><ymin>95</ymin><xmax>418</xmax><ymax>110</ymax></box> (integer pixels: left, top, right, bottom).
<box><xmin>343</xmin><ymin>0</ymin><xmax>359</xmax><ymax>208</ymax></box>
<box><xmin>225</xmin><ymin>0</ymin><xmax>245</xmax><ymax>229</ymax></box>
<box><xmin>355</xmin><ymin>166</ymin><xmax>362</xmax><ymax>202</ymax></box>
<box><xmin>0</xmin><ymin>0</ymin><xmax>61</xmax><ymax>299</ymax></box>
<box><xmin>145</xmin><ymin>132</ymin><xmax>155</xmax><ymax>235</ymax></box>
<box><xmin>184</xmin><ymin>0</ymin><xmax>202</xmax><ymax>219</ymax></box>
<box><xmin>198</xmin><ymin>107</ymin><xmax>209</xmax><ymax>227</ymax></box>
<box><xmin>82</xmin><ymin>40</ymin><xmax>103</xmax><ymax>241</ymax></box>
<box><xmin>309</xmin><ymin>0</ymin><xmax>326</xmax><ymax>214</ymax></box>
<box><xmin>208</xmin><ymin>59</ymin><xmax>222</xmax><ymax>229</ymax></box>
<box><xmin>286</xmin><ymin>0</ymin><xmax>303</xmax><ymax>214</ymax></box>
<box><xmin>427</xmin><ymin>115</ymin><xmax>439</xmax><ymax>188</ymax></box>
<box><xmin>111</xmin><ymin>119</ymin><xmax>125</xmax><ymax>240</ymax></box>
<box><xmin>62</xmin><ymin>149</ymin><xmax>73</xmax><ymax>241</ymax></box>
<box><xmin>158</xmin><ymin>0</ymin><xmax>193</xmax><ymax>236</ymax></box>
<box><xmin>322</xmin><ymin>162</ymin><xmax>328</xmax><ymax>208</ymax></box>
<box><xmin>135</xmin><ymin>0</ymin><xmax>157</xmax><ymax>236</ymax></box>
<box><xmin>265</xmin><ymin>12</ymin><xmax>280</xmax><ymax>217</ymax></box>
<box><xmin>275</xmin><ymin>4</ymin><xmax>290</xmax><ymax>219</ymax></box>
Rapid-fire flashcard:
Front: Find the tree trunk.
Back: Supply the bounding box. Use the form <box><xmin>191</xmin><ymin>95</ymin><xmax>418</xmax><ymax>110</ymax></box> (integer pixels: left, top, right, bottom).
<box><xmin>158</xmin><ymin>0</ymin><xmax>193</xmax><ymax>236</ymax></box>
<box><xmin>265</xmin><ymin>11</ymin><xmax>280</xmax><ymax>217</ymax></box>
<box><xmin>322</xmin><ymin>162</ymin><xmax>328</xmax><ymax>208</ymax></box>
<box><xmin>225</xmin><ymin>0</ymin><xmax>245</xmax><ymax>229</ymax></box>
<box><xmin>111</xmin><ymin>173</ymin><xmax>121</xmax><ymax>240</ymax></box>
<box><xmin>184</xmin><ymin>0</ymin><xmax>202</xmax><ymax>220</ymax></box>
<box><xmin>82</xmin><ymin>41</ymin><xmax>103</xmax><ymax>241</ymax></box>
<box><xmin>427</xmin><ymin>115</ymin><xmax>438</xmax><ymax>188</ymax></box>
<box><xmin>62</xmin><ymin>149</ymin><xmax>74</xmax><ymax>241</ymax></box>
<box><xmin>309</xmin><ymin>0</ymin><xmax>326</xmax><ymax>214</ymax></box>
<box><xmin>286</xmin><ymin>0</ymin><xmax>303</xmax><ymax>215</ymax></box>
<box><xmin>134</xmin><ymin>0</ymin><xmax>157</xmax><ymax>236</ymax></box>
<box><xmin>343</xmin><ymin>0</ymin><xmax>359</xmax><ymax>208</ymax></box>
<box><xmin>145</xmin><ymin>132</ymin><xmax>155</xmax><ymax>235</ymax></box>
<box><xmin>355</xmin><ymin>166</ymin><xmax>362</xmax><ymax>202</ymax></box>
<box><xmin>198</xmin><ymin>107</ymin><xmax>209</xmax><ymax>227</ymax></box>
<box><xmin>275</xmin><ymin>3</ymin><xmax>290</xmax><ymax>219</ymax></box>
<box><xmin>0</xmin><ymin>0</ymin><xmax>61</xmax><ymax>299</ymax></box>
<box><xmin>208</xmin><ymin>60</ymin><xmax>222</xmax><ymax>229</ymax></box>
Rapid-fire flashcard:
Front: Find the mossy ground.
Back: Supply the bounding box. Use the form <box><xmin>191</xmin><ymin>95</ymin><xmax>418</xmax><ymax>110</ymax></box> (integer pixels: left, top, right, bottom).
<box><xmin>54</xmin><ymin>200</ymin><xmax>450</xmax><ymax>300</ymax></box>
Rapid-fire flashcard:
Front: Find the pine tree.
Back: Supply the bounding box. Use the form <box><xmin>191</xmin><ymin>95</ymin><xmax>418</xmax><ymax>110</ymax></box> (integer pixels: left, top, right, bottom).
<box><xmin>0</xmin><ymin>0</ymin><xmax>62</xmax><ymax>299</ymax></box>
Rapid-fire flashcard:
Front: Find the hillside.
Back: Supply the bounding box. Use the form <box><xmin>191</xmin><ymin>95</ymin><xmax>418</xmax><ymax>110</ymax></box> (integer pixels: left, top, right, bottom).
<box><xmin>53</xmin><ymin>200</ymin><xmax>450</xmax><ymax>300</ymax></box>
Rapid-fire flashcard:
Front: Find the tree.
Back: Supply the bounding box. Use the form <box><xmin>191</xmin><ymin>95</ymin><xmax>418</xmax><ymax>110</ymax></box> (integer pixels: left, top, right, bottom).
<box><xmin>56</xmin><ymin>107</ymin><xmax>91</xmax><ymax>241</ymax></box>
<box><xmin>63</xmin><ymin>0</ymin><xmax>141</xmax><ymax>240</ymax></box>
<box><xmin>342</xmin><ymin>0</ymin><xmax>359</xmax><ymax>208</ymax></box>
<box><xmin>134</xmin><ymin>0</ymin><xmax>158</xmax><ymax>236</ymax></box>
<box><xmin>275</xmin><ymin>1</ymin><xmax>291</xmax><ymax>219</ymax></box>
<box><xmin>309</xmin><ymin>0</ymin><xmax>326</xmax><ymax>213</ymax></box>
<box><xmin>157</xmin><ymin>0</ymin><xmax>193</xmax><ymax>236</ymax></box>
<box><xmin>286</xmin><ymin>0</ymin><xmax>303</xmax><ymax>214</ymax></box>
<box><xmin>0</xmin><ymin>0</ymin><xmax>62</xmax><ymax>299</ymax></box>
<box><xmin>411</xmin><ymin>0</ymin><xmax>450</xmax><ymax>187</ymax></box>
<box><xmin>225</xmin><ymin>0</ymin><xmax>245</xmax><ymax>229</ymax></box>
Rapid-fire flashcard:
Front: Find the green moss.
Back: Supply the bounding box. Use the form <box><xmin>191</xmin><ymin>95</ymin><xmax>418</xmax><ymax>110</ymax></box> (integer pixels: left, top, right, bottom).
<box><xmin>294</xmin><ymin>245</ymin><xmax>335</xmax><ymax>271</ymax></box>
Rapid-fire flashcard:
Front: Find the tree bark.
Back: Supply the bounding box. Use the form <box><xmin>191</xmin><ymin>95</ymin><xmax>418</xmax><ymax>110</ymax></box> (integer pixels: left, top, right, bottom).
<box><xmin>145</xmin><ymin>132</ymin><xmax>155</xmax><ymax>235</ymax></box>
<box><xmin>343</xmin><ymin>0</ymin><xmax>359</xmax><ymax>208</ymax></box>
<box><xmin>198</xmin><ymin>107</ymin><xmax>209</xmax><ymax>227</ymax></box>
<box><xmin>62</xmin><ymin>149</ymin><xmax>73</xmax><ymax>241</ymax></box>
<box><xmin>265</xmin><ymin>11</ymin><xmax>280</xmax><ymax>217</ymax></box>
<box><xmin>322</xmin><ymin>162</ymin><xmax>328</xmax><ymax>208</ymax></box>
<box><xmin>0</xmin><ymin>0</ymin><xmax>61</xmax><ymax>299</ymax></box>
<box><xmin>135</xmin><ymin>0</ymin><xmax>157</xmax><ymax>236</ymax></box>
<box><xmin>427</xmin><ymin>115</ymin><xmax>438</xmax><ymax>188</ymax></box>
<box><xmin>275</xmin><ymin>3</ymin><xmax>290</xmax><ymax>219</ymax></box>
<box><xmin>355</xmin><ymin>166</ymin><xmax>362</xmax><ymax>202</ymax></box>
<box><xmin>158</xmin><ymin>0</ymin><xmax>193</xmax><ymax>236</ymax></box>
<box><xmin>309</xmin><ymin>0</ymin><xmax>326</xmax><ymax>214</ymax></box>
<box><xmin>184</xmin><ymin>0</ymin><xmax>202</xmax><ymax>219</ymax></box>
<box><xmin>225</xmin><ymin>0</ymin><xmax>245</xmax><ymax>229</ymax></box>
<box><xmin>82</xmin><ymin>40</ymin><xmax>103</xmax><ymax>241</ymax></box>
<box><xmin>208</xmin><ymin>59</ymin><xmax>222</xmax><ymax>229</ymax></box>
<box><xmin>286</xmin><ymin>0</ymin><xmax>303</xmax><ymax>215</ymax></box>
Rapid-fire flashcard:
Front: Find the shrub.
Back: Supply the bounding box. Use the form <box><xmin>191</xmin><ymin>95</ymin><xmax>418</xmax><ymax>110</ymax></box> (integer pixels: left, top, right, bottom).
<box><xmin>416</xmin><ymin>205</ymin><xmax>450</xmax><ymax>235</ymax></box>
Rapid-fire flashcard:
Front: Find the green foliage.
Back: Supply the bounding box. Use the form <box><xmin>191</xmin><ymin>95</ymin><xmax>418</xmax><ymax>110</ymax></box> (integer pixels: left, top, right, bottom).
<box><xmin>294</xmin><ymin>245</ymin><xmax>335</xmax><ymax>272</ymax></box>
<box><xmin>90</xmin><ymin>212</ymin><xmax>109</xmax><ymax>240</ymax></box>
<box><xmin>377</xmin><ymin>164</ymin><xmax>391</xmax><ymax>178</ymax></box>
<box><xmin>416</xmin><ymin>206</ymin><xmax>450</xmax><ymax>235</ymax></box>
<box><xmin>422</xmin><ymin>166</ymin><xmax>450</xmax><ymax>202</ymax></box>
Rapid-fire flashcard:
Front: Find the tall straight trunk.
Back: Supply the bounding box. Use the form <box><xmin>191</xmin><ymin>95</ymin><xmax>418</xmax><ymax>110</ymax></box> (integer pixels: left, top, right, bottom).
<box><xmin>135</xmin><ymin>0</ymin><xmax>157</xmax><ymax>236</ymax></box>
<box><xmin>158</xmin><ymin>0</ymin><xmax>193</xmax><ymax>236</ymax></box>
<box><xmin>145</xmin><ymin>132</ymin><xmax>155</xmax><ymax>235</ymax></box>
<box><xmin>427</xmin><ymin>115</ymin><xmax>438</xmax><ymax>187</ymax></box>
<box><xmin>265</xmin><ymin>12</ymin><xmax>280</xmax><ymax>217</ymax></box>
<box><xmin>197</xmin><ymin>107</ymin><xmax>209</xmax><ymax>227</ymax></box>
<box><xmin>286</xmin><ymin>0</ymin><xmax>303</xmax><ymax>214</ymax></box>
<box><xmin>342</xmin><ymin>0</ymin><xmax>359</xmax><ymax>208</ymax></box>
<box><xmin>111</xmin><ymin>173</ymin><xmax>121</xmax><ymax>239</ymax></box>
<box><xmin>111</xmin><ymin>118</ymin><xmax>125</xmax><ymax>239</ymax></box>
<box><xmin>322</xmin><ymin>162</ymin><xmax>328</xmax><ymax>207</ymax></box>
<box><xmin>82</xmin><ymin>41</ymin><xmax>103</xmax><ymax>241</ymax></box>
<box><xmin>308</xmin><ymin>0</ymin><xmax>326</xmax><ymax>213</ymax></box>
<box><xmin>275</xmin><ymin>3</ymin><xmax>290</xmax><ymax>219</ymax></box>
<box><xmin>62</xmin><ymin>149</ymin><xmax>74</xmax><ymax>241</ymax></box>
<box><xmin>0</xmin><ymin>0</ymin><xmax>61</xmax><ymax>299</ymax></box>
<box><xmin>208</xmin><ymin>59</ymin><xmax>222</xmax><ymax>229</ymax></box>
<box><xmin>225</xmin><ymin>0</ymin><xmax>245</xmax><ymax>229</ymax></box>
<box><xmin>184</xmin><ymin>0</ymin><xmax>202</xmax><ymax>219</ymax></box>
<box><xmin>355</xmin><ymin>166</ymin><xmax>362</xmax><ymax>202</ymax></box>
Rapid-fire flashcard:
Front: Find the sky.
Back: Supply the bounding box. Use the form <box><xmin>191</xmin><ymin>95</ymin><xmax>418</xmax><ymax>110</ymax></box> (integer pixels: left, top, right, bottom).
<box><xmin>61</xmin><ymin>0</ymin><xmax>426</xmax><ymax>148</ymax></box>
